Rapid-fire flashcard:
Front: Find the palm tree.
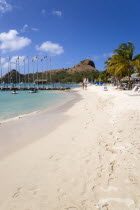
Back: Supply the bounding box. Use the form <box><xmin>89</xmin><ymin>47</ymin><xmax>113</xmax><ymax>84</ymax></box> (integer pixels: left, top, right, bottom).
<box><xmin>98</xmin><ymin>70</ymin><xmax>111</xmax><ymax>82</ymax></box>
<box><xmin>105</xmin><ymin>42</ymin><xmax>140</xmax><ymax>82</ymax></box>
<box><xmin>131</xmin><ymin>54</ymin><xmax>140</xmax><ymax>72</ymax></box>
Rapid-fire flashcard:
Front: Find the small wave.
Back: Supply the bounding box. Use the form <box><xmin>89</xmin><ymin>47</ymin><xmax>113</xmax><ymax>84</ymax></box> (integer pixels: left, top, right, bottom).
<box><xmin>0</xmin><ymin>110</ymin><xmax>39</xmax><ymax>124</ymax></box>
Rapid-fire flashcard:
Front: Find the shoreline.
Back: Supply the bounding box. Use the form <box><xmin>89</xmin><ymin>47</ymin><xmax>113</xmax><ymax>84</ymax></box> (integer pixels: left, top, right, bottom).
<box><xmin>0</xmin><ymin>90</ymin><xmax>74</xmax><ymax>124</ymax></box>
<box><xmin>0</xmin><ymin>85</ymin><xmax>140</xmax><ymax>209</ymax></box>
<box><xmin>0</xmin><ymin>89</ymin><xmax>81</xmax><ymax>159</ymax></box>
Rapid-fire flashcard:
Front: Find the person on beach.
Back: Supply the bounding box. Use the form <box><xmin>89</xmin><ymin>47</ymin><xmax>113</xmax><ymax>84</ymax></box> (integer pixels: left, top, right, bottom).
<box><xmin>82</xmin><ymin>78</ymin><xmax>86</xmax><ymax>89</ymax></box>
<box><xmin>82</xmin><ymin>82</ymin><xmax>84</xmax><ymax>89</ymax></box>
<box><xmin>83</xmin><ymin>78</ymin><xmax>87</xmax><ymax>90</ymax></box>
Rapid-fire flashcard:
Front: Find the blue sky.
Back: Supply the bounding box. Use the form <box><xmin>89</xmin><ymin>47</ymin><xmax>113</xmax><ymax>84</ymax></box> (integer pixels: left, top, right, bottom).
<box><xmin>0</xmin><ymin>0</ymin><xmax>140</xmax><ymax>74</ymax></box>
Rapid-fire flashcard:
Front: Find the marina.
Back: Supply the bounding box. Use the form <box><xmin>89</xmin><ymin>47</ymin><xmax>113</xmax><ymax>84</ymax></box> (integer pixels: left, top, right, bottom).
<box><xmin>0</xmin><ymin>56</ymin><xmax>80</xmax><ymax>91</ymax></box>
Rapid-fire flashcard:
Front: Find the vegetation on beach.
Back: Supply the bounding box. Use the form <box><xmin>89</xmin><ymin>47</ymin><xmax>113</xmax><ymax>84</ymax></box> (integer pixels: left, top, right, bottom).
<box><xmin>104</xmin><ymin>42</ymin><xmax>140</xmax><ymax>81</ymax></box>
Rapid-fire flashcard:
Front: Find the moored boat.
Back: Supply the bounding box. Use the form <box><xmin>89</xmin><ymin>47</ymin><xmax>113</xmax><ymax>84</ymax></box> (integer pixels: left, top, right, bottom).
<box><xmin>11</xmin><ymin>90</ymin><xmax>17</xmax><ymax>94</ymax></box>
<box><xmin>29</xmin><ymin>89</ymin><xmax>38</xmax><ymax>93</ymax></box>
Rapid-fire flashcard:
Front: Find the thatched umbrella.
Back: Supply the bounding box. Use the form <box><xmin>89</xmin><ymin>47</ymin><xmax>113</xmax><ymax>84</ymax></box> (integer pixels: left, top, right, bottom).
<box><xmin>121</xmin><ymin>76</ymin><xmax>134</xmax><ymax>82</ymax></box>
<box><xmin>107</xmin><ymin>77</ymin><xmax>116</xmax><ymax>82</ymax></box>
<box><xmin>107</xmin><ymin>78</ymin><xmax>112</xmax><ymax>82</ymax></box>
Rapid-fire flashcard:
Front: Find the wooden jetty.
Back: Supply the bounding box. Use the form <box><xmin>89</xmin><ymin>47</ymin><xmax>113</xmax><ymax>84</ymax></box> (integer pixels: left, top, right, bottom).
<box><xmin>0</xmin><ymin>87</ymin><xmax>70</xmax><ymax>91</ymax></box>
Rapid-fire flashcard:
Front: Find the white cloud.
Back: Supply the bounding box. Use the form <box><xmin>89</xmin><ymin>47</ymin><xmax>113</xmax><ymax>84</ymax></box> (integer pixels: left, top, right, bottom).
<box><xmin>36</xmin><ymin>41</ymin><xmax>64</xmax><ymax>56</ymax></box>
<box><xmin>32</xmin><ymin>28</ymin><xmax>39</xmax><ymax>31</ymax></box>
<box><xmin>0</xmin><ymin>57</ymin><xmax>5</xmax><ymax>63</ymax></box>
<box><xmin>0</xmin><ymin>30</ymin><xmax>31</xmax><ymax>53</ymax></box>
<box><xmin>92</xmin><ymin>52</ymin><xmax>113</xmax><ymax>60</ymax></box>
<box><xmin>41</xmin><ymin>9</ymin><xmax>46</xmax><ymax>16</ymax></box>
<box><xmin>2</xmin><ymin>62</ymin><xmax>8</xmax><ymax>68</ymax></box>
<box><xmin>21</xmin><ymin>24</ymin><xmax>39</xmax><ymax>32</ymax></box>
<box><xmin>102</xmin><ymin>52</ymin><xmax>113</xmax><ymax>58</ymax></box>
<box><xmin>0</xmin><ymin>0</ymin><xmax>12</xmax><ymax>14</ymax></box>
<box><xmin>52</xmin><ymin>10</ymin><xmax>62</xmax><ymax>17</ymax></box>
<box><xmin>20</xmin><ymin>24</ymin><xmax>29</xmax><ymax>33</ymax></box>
<box><xmin>2</xmin><ymin>55</ymin><xmax>26</xmax><ymax>69</ymax></box>
<box><xmin>92</xmin><ymin>55</ymin><xmax>100</xmax><ymax>61</ymax></box>
<box><xmin>11</xmin><ymin>56</ymin><xmax>26</xmax><ymax>63</ymax></box>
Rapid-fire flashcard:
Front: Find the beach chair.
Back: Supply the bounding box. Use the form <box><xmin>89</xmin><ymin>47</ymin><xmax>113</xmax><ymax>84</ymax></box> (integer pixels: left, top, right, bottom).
<box><xmin>104</xmin><ymin>86</ymin><xmax>108</xmax><ymax>91</ymax></box>
<box><xmin>128</xmin><ymin>87</ymin><xmax>140</xmax><ymax>96</ymax></box>
<box><xmin>138</xmin><ymin>88</ymin><xmax>140</xmax><ymax>93</ymax></box>
<box><xmin>132</xmin><ymin>86</ymin><xmax>138</xmax><ymax>92</ymax></box>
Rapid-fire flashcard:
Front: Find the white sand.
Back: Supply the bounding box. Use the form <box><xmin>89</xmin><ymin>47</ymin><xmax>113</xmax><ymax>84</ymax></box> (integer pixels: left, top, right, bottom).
<box><xmin>0</xmin><ymin>85</ymin><xmax>140</xmax><ymax>210</ymax></box>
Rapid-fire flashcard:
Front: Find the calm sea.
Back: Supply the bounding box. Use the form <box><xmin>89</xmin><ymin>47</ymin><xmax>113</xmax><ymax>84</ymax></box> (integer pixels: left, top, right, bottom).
<box><xmin>0</xmin><ymin>90</ymin><xmax>69</xmax><ymax>122</ymax></box>
<box><xmin>1</xmin><ymin>85</ymin><xmax>81</xmax><ymax>122</ymax></box>
<box><xmin>0</xmin><ymin>84</ymin><xmax>80</xmax><ymax>122</ymax></box>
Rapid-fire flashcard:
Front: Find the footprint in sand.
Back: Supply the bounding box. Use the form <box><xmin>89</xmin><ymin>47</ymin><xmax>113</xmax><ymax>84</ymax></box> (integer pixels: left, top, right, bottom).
<box><xmin>85</xmin><ymin>159</ymin><xmax>90</xmax><ymax>163</ymax></box>
<box><xmin>49</xmin><ymin>155</ymin><xmax>54</xmax><ymax>159</ymax></box>
<box><xmin>128</xmin><ymin>174</ymin><xmax>137</xmax><ymax>184</ymax></box>
<box><xmin>72</xmin><ymin>137</ymin><xmax>75</xmax><ymax>141</ymax></box>
<box><xmin>57</xmin><ymin>188</ymin><xmax>67</xmax><ymax>201</ymax></box>
<box><xmin>109</xmin><ymin>161</ymin><xmax>115</xmax><ymax>173</ymax></box>
<box><xmin>100</xmin><ymin>203</ymin><xmax>109</xmax><ymax>210</ymax></box>
<box><xmin>12</xmin><ymin>187</ymin><xmax>22</xmax><ymax>198</ymax></box>
<box><xmin>106</xmin><ymin>146</ymin><xmax>117</xmax><ymax>154</ymax></box>
<box><xmin>48</xmin><ymin>154</ymin><xmax>60</xmax><ymax>162</ymax></box>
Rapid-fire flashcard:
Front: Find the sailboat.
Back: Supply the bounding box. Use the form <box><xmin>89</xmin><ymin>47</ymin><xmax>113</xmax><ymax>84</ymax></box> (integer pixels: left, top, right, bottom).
<box><xmin>11</xmin><ymin>89</ymin><xmax>18</xmax><ymax>94</ymax></box>
<box><xmin>29</xmin><ymin>88</ymin><xmax>38</xmax><ymax>93</ymax></box>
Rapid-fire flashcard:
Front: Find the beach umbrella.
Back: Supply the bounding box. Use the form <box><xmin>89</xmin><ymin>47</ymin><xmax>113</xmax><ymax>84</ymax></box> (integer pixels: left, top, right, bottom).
<box><xmin>121</xmin><ymin>76</ymin><xmax>134</xmax><ymax>82</ymax></box>
<box><xmin>131</xmin><ymin>73</ymin><xmax>140</xmax><ymax>80</ymax></box>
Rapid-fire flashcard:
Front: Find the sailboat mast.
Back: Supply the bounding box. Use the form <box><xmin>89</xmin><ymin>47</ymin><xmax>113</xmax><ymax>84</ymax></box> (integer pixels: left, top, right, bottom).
<box><xmin>16</xmin><ymin>59</ymin><xmax>18</xmax><ymax>86</ymax></box>
<box><xmin>41</xmin><ymin>58</ymin><xmax>43</xmax><ymax>87</ymax></box>
<box><xmin>27</xmin><ymin>56</ymin><xmax>29</xmax><ymax>88</ymax></box>
<box><xmin>50</xmin><ymin>57</ymin><xmax>52</xmax><ymax>84</ymax></box>
<box><xmin>23</xmin><ymin>58</ymin><xmax>26</xmax><ymax>86</ymax></box>
<box><xmin>9</xmin><ymin>56</ymin><xmax>11</xmax><ymax>84</ymax></box>
<box><xmin>0</xmin><ymin>56</ymin><xmax>2</xmax><ymax>85</ymax></box>
<box><xmin>44</xmin><ymin>56</ymin><xmax>47</xmax><ymax>86</ymax></box>
<box><xmin>17</xmin><ymin>57</ymin><xmax>20</xmax><ymax>84</ymax></box>
<box><xmin>7</xmin><ymin>56</ymin><xmax>10</xmax><ymax>86</ymax></box>
<box><xmin>36</xmin><ymin>56</ymin><xmax>38</xmax><ymax>88</ymax></box>
<box><xmin>32</xmin><ymin>58</ymin><xmax>34</xmax><ymax>85</ymax></box>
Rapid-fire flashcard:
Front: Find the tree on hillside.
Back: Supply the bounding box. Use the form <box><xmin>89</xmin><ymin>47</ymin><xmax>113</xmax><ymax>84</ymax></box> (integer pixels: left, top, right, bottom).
<box><xmin>105</xmin><ymin>42</ymin><xmax>140</xmax><ymax>82</ymax></box>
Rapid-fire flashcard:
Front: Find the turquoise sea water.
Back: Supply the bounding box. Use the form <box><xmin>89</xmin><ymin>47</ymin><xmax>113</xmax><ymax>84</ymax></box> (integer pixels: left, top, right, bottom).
<box><xmin>0</xmin><ymin>90</ymin><xmax>68</xmax><ymax>122</ymax></box>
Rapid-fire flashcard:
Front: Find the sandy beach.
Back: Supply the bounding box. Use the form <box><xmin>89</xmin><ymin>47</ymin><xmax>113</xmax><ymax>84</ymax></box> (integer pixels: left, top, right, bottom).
<box><xmin>0</xmin><ymin>85</ymin><xmax>140</xmax><ymax>210</ymax></box>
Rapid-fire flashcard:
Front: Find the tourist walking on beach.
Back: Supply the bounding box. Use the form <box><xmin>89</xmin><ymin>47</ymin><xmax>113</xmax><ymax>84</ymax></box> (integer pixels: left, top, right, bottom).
<box><xmin>82</xmin><ymin>82</ymin><xmax>84</xmax><ymax>89</ymax></box>
<box><xmin>83</xmin><ymin>78</ymin><xmax>87</xmax><ymax>90</ymax></box>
